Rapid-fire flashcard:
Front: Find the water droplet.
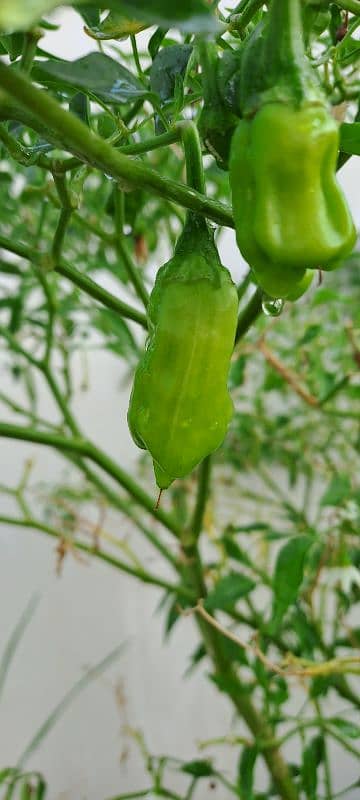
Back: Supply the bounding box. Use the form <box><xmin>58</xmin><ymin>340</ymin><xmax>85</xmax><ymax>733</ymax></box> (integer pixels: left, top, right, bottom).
<box><xmin>261</xmin><ymin>297</ymin><xmax>284</xmax><ymax>317</ymax></box>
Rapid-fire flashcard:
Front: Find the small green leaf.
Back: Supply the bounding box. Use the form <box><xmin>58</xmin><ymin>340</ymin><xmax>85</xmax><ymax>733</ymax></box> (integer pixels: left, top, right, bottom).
<box><xmin>227</xmin><ymin>523</ymin><xmax>270</xmax><ymax>533</ymax></box>
<box><xmin>185</xmin><ymin>643</ymin><xmax>206</xmax><ymax>676</ymax></box>
<box><xmin>299</xmin><ymin>324</ymin><xmax>322</xmax><ymax>345</ymax></box>
<box><xmin>271</xmin><ymin>536</ymin><xmax>312</xmax><ymax>628</ymax></box>
<box><xmin>0</xmin><ymin>0</ymin><xmax>220</xmax><ymax>34</ymax></box>
<box><xmin>102</xmin><ymin>0</ymin><xmax>220</xmax><ymax>33</ymax></box>
<box><xmin>340</xmin><ymin>122</ymin><xmax>360</xmax><ymax>156</ymax></box>
<box><xmin>328</xmin><ymin>718</ymin><xmax>360</xmax><ymax>739</ymax></box>
<box><xmin>337</xmin><ymin>36</ymin><xmax>360</xmax><ymax>66</ymax></box>
<box><xmin>164</xmin><ymin>596</ymin><xmax>181</xmax><ymax>638</ymax></box>
<box><xmin>229</xmin><ymin>354</ymin><xmax>247</xmax><ymax>389</ymax></box>
<box><xmin>205</xmin><ymin>571</ymin><xmax>255</xmax><ymax>611</ymax></box>
<box><xmin>222</xmin><ymin>535</ymin><xmax>251</xmax><ymax>565</ymax></box>
<box><xmin>95</xmin><ymin>309</ymin><xmax>138</xmax><ymax>360</ymax></box>
<box><xmin>219</xmin><ymin>635</ymin><xmax>248</xmax><ymax>666</ymax></box>
<box><xmin>0</xmin><ymin>768</ymin><xmax>16</xmax><ymax>784</ymax></box>
<box><xmin>301</xmin><ymin>735</ymin><xmax>324</xmax><ymax>800</ymax></box>
<box><xmin>84</xmin><ymin>11</ymin><xmax>148</xmax><ymax>41</ymax></box>
<box><xmin>77</xmin><ymin>5</ymin><xmax>100</xmax><ymax>28</ymax></box>
<box><xmin>310</xmin><ymin>675</ymin><xmax>332</xmax><ymax>699</ymax></box>
<box><xmin>321</xmin><ymin>474</ymin><xmax>351</xmax><ymax>507</ymax></box>
<box><xmin>69</xmin><ymin>92</ymin><xmax>90</xmax><ymax>126</ymax></box>
<box><xmin>148</xmin><ymin>28</ymin><xmax>168</xmax><ymax>60</ymax></box>
<box><xmin>311</xmin><ymin>288</ymin><xmax>342</xmax><ymax>307</ymax></box>
<box><xmin>181</xmin><ymin>760</ymin><xmax>215</xmax><ymax>778</ymax></box>
<box><xmin>0</xmin><ymin>595</ymin><xmax>39</xmax><ymax>703</ymax></box>
<box><xmin>0</xmin><ymin>32</ymin><xmax>24</xmax><ymax>60</ymax></box>
<box><xmin>238</xmin><ymin>746</ymin><xmax>257</xmax><ymax>799</ymax></box>
<box><xmin>33</xmin><ymin>53</ymin><xmax>149</xmax><ymax>105</ymax></box>
<box><xmin>150</xmin><ymin>44</ymin><xmax>193</xmax><ymax>103</ymax></box>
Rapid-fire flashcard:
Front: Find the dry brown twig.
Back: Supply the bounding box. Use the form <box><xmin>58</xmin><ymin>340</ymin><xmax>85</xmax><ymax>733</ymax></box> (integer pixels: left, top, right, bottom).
<box><xmin>181</xmin><ymin>601</ymin><xmax>360</xmax><ymax>678</ymax></box>
<box><xmin>257</xmin><ymin>337</ymin><xmax>319</xmax><ymax>407</ymax></box>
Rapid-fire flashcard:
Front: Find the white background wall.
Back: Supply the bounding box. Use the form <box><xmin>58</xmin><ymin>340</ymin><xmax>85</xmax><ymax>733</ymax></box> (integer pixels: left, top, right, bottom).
<box><xmin>1</xmin><ymin>6</ymin><xmax>360</xmax><ymax>799</ymax></box>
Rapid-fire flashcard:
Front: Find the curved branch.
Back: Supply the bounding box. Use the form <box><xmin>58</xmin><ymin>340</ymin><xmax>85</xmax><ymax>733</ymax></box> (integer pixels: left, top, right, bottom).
<box><xmin>0</xmin><ymin>515</ymin><xmax>191</xmax><ymax>600</ymax></box>
<box><xmin>0</xmin><ymin>63</ymin><xmax>234</xmax><ymax>229</ymax></box>
<box><xmin>0</xmin><ymin>422</ymin><xmax>181</xmax><ymax>536</ymax></box>
<box><xmin>0</xmin><ymin>233</ymin><xmax>147</xmax><ymax>330</ymax></box>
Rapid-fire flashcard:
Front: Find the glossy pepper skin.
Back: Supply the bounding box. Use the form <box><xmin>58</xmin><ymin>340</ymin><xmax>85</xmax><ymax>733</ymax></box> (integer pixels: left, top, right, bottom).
<box><xmin>128</xmin><ymin>215</ymin><xmax>238</xmax><ymax>489</ymax></box>
<box><xmin>230</xmin><ymin>104</ymin><xmax>356</xmax><ymax>296</ymax></box>
<box><xmin>229</xmin><ymin>0</ymin><xmax>356</xmax><ymax>299</ymax></box>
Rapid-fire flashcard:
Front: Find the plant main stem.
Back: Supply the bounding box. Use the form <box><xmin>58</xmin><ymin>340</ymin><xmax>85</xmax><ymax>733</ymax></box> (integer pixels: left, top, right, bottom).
<box><xmin>181</xmin><ymin>466</ymin><xmax>298</xmax><ymax>800</ymax></box>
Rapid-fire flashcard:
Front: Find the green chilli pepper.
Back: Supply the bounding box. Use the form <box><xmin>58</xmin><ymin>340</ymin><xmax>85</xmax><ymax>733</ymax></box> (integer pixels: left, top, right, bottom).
<box><xmin>128</xmin><ymin>215</ymin><xmax>238</xmax><ymax>489</ymax></box>
<box><xmin>229</xmin><ymin>0</ymin><xmax>356</xmax><ymax>299</ymax></box>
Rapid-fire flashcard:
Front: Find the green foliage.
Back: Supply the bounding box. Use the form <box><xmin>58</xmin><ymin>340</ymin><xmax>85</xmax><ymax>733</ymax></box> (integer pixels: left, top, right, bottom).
<box><xmin>0</xmin><ymin>1</ymin><xmax>359</xmax><ymax>799</ymax></box>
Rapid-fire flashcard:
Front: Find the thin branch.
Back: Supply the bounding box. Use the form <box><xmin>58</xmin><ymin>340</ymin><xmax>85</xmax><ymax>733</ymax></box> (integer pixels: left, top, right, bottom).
<box><xmin>0</xmin><ymin>422</ymin><xmax>181</xmax><ymax>536</ymax></box>
<box><xmin>0</xmin><ymin>515</ymin><xmax>192</xmax><ymax>601</ymax></box>
<box><xmin>184</xmin><ymin>602</ymin><xmax>360</xmax><ymax>678</ymax></box>
<box><xmin>258</xmin><ymin>338</ymin><xmax>319</xmax><ymax>407</ymax></box>
<box><xmin>0</xmin><ymin>233</ymin><xmax>147</xmax><ymax>329</ymax></box>
<box><xmin>114</xmin><ymin>186</ymin><xmax>149</xmax><ymax>308</ymax></box>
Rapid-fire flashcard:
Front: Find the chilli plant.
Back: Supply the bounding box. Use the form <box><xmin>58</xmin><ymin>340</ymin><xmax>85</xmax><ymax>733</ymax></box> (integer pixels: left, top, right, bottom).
<box><xmin>0</xmin><ymin>0</ymin><xmax>360</xmax><ymax>799</ymax></box>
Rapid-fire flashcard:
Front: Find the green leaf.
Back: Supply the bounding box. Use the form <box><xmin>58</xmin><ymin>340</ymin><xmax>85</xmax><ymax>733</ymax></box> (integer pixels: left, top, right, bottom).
<box><xmin>219</xmin><ymin>635</ymin><xmax>248</xmax><ymax>666</ymax></box>
<box><xmin>271</xmin><ymin>536</ymin><xmax>312</xmax><ymax>628</ymax></box>
<box><xmin>69</xmin><ymin>92</ymin><xmax>90</xmax><ymax>126</ymax></box>
<box><xmin>77</xmin><ymin>5</ymin><xmax>100</xmax><ymax>28</ymax></box>
<box><xmin>238</xmin><ymin>746</ymin><xmax>257</xmax><ymax>799</ymax></box>
<box><xmin>328</xmin><ymin>718</ymin><xmax>360</xmax><ymax>739</ymax></box>
<box><xmin>181</xmin><ymin>760</ymin><xmax>215</xmax><ymax>778</ymax></box>
<box><xmin>18</xmin><ymin>643</ymin><xmax>127</xmax><ymax>767</ymax></box>
<box><xmin>0</xmin><ymin>595</ymin><xmax>39</xmax><ymax>703</ymax></box>
<box><xmin>227</xmin><ymin>523</ymin><xmax>270</xmax><ymax>533</ymax></box>
<box><xmin>35</xmin><ymin>776</ymin><xmax>47</xmax><ymax>800</ymax></box>
<box><xmin>229</xmin><ymin>354</ymin><xmax>247</xmax><ymax>389</ymax></box>
<box><xmin>102</xmin><ymin>0</ymin><xmax>220</xmax><ymax>33</ymax></box>
<box><xmin>0</xmin><ymin>0</ymin><xmax>220</xmax><ymax>34</ymax></box>
<box><xmin>320</xmin><ymin>474</ymin><xmax>351</xmax><ymax>507</ymax></box>
<box><xmin>205</xmin><ymin>571</ymin><xmax>255</xmax><ymax>611</ymax></box>
<box><xmin>150</xmin><ymin>44</ymin><xmax>193</xmax><ymax>103</ymax></box>
<box><xmin>95</xmin><ymin>309</ymin><xmax>138</xmax><ymax>360</ymax></box>
<box><xmin>0</xmin><ymin>768</ymin><xmax>16</xmax><ymax>785</ymax></box>
<box><xmin>299</xmin><ymin>324</ymin><xmax>321</xmax><ymax>345</ymax></box>
<box><xmin>340</xmin><ymin>122</ymin><xmax>360</xmax><ymax>157</ymax></box>
<box><xmin>311</xmin><ymin>288</ymin><xmax>341</xmax><ymax>307</ymax></box>
<box><xmin>185</xmin><ymin>643</ymin><xmax>206</xmax><ymax>676</ymax></box>
<box><xmin>336</xmin><ymin>35</ymin><xmax>360</xmax><ymax>66</ymax></box>
<box><xmin>164</xmin><ymin>596</ymin><xmax>181</xmax><ymax>638</ymax></box>
<box><xmin>84</xmin><ymin>11</ymin><xmax>148</xmax><ymax>41</ymax></box>
<box><xmin>310</xmin><ymin>675</ymin><xmax>332</xmax><ymax>699</ymax></box>
<box><xmin>33</xmin><ymin>53</ymin><xmax>149</xmax><ymax>105</ymax></box>
<box><xmin>0</xmin><ymin>0</ymin><xmax>59</xmax><ymax>32</ymax></box>
<box><xmin>301</xmin><ymin>735</ymin><xmax>324</xmax><ymax>800</ymax></box>
<box><xmin>222</xmin><ymin>535</ymin><xmax>252</xmax><ymax>566</ymax></box>
<box><xmin>149</xmin><ymin>28</ymin><xmax>168</xmax><ymax>60</ymax></box>
<box><xmin>0</xmin><ymin>32</ymin><xmax>24</xmax><ymax>60</ymax></box>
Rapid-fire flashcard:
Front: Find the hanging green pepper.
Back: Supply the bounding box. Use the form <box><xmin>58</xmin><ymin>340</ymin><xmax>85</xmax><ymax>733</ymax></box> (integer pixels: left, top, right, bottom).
<box><xmin>128</xmin><ymin>215</ymin><xmax>238</xmax><ymax>489</ymax></box>
<box><xmin>229</xmin><ymin>0</ymin><xmax>356</xmax><ymax>299</ymax></box>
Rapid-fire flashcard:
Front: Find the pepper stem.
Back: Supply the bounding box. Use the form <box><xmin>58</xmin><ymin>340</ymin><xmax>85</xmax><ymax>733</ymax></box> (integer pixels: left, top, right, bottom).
<box><xmin>179</xmin><ymin>120</ymin><xmax>205</xmax><ymax>196</ymax></box>
<box><xmin>262</xmin><ymin>0</ymin><xmax>321</xmax><ymax>104</ymax></box>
